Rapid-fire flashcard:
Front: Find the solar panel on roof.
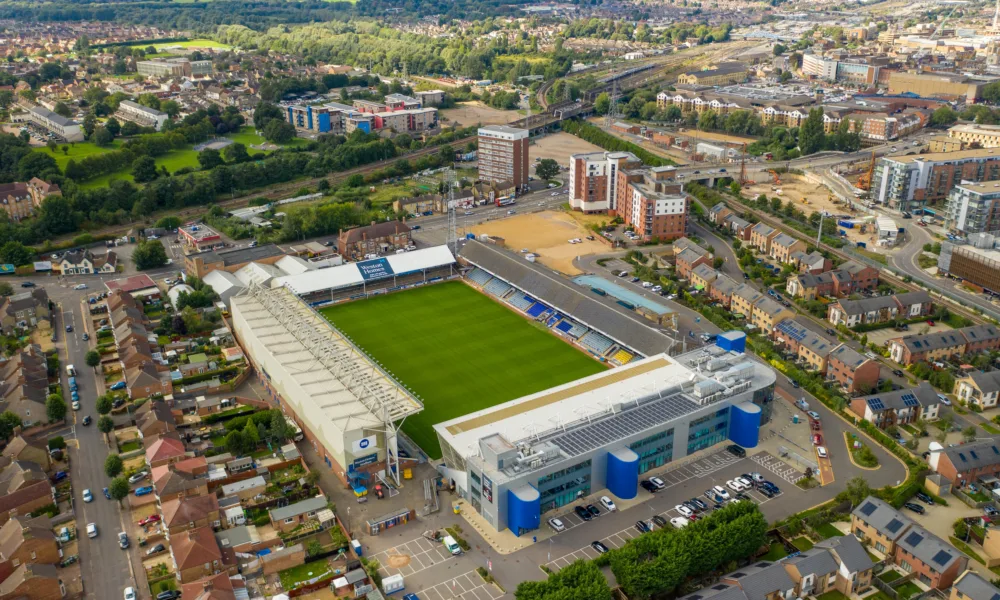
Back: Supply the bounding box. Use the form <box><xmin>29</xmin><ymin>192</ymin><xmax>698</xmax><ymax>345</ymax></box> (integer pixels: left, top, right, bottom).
<box><xmin>901</xmin><ymin>393</ymin><xmax>918</xmax><ymax>407</ymax></box>
<box><xmin>867</xmin><ymin>398</ymin><xmax>885</xmax><ymax>411</ymax></box>
<box><xmin>859</xmin><ymin>502</ymin><xmax>877</xmax><ymax>517</ymax></box>
<box><xmin>730</xmin><ymin>573</ymin><xmax>745</xmax><ymax>579</ymax></box>
<box><xmin>904</xmin><ymin>532</ymin><xmax>923</xmax><ymax>547</ymax></box>
<box><xmin>931</xmin><ymin>550</ymin><xmax>952</xmax><ymax>566</ymax></box>
<box><xmin>885</xmin><ymin>518</ymin><xmax>903</xmax><ymax>534</ymax></box>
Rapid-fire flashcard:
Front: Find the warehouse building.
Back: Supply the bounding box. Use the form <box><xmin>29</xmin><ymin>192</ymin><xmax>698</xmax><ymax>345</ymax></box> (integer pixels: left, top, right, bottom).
<box><xmin>434</xmin><ymin>334</ymin><xmax>775</xmax><ymax>536</ymax></box>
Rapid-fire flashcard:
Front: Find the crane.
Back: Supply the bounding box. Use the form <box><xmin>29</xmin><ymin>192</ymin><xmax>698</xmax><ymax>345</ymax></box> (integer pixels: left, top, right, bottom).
<box><xmin>856</xmin><ymin>151</ymin><xmax>877</xmax><ymax>191</ymax></box>
<box><xmin>929</xmin><ymin>3</ymin><xmax>961</xmax><ymax>40</ymax></box>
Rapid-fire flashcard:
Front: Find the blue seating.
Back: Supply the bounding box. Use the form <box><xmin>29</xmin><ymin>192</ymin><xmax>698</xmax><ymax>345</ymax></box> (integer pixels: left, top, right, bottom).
<box><xmin>508</xmin><ymin>294</ymin><xmax>534</xmax><ymax>311</ymax></box>
<box><xmin>546</xmin><ymin>313</ymin><xmax>563</xmax><ymax>327</ymax></box>
<box><xmin>579</xmin><ymin>331</ymin><xmax>614</xmax><ymax>355</ymax></box>
<box><xmin>484</xmin><ymin>278</ymin><xmax>513</xmax><ymax>298</ymax></box>
<box><xmin>467</xmin><ymin>269</ymin><xmax>492</xmax><ymax>287</ymax></box>
<box><xmin>526</xmin><ymin>303</ymin><xmax>549</xmax><ymax>318</ymax></box>
<box><xmin>555</xmin><ymin>321</ymin><xmax>573</xmax><ymax>333</ymax></box>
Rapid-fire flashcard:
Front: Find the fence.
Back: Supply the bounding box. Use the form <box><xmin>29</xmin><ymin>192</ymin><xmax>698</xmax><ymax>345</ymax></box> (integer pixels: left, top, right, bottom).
<box><xmin>953</xmin><ymin>487</ymin><xmax>992</xmax><ymax>509</ymax></box>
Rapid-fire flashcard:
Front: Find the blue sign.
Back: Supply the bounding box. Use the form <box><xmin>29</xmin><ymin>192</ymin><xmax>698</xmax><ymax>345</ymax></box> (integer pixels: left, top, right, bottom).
<box><xmin>357</xmin><ymin>258</ymin><xmax>395</xmax><ymax>282</ymax></box>
<box><xmin>359</xmin><ymin>438</ymin><xmax>370</xmax><ymax>449</ymax></box>
<box><xmin>353</xmin><ymin>453</ymin><xmax>379</xmax><ymax>469</ymax></box>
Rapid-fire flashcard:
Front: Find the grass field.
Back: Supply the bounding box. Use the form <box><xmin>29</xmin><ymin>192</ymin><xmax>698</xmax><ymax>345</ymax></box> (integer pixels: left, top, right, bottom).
<box><xmin>320</xmin><ymin>282</ymin><xmax>606</xmax><ymax>458</ymax></box>
<box><xmin>39</xmin><ymin>141</ymin><xmax>122</xmax><ymax>170</ymax></box>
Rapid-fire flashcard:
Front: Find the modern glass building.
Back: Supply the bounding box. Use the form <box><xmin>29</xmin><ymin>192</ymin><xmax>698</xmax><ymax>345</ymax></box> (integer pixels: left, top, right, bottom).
<box><xmin>434</xmin><ymin>338</ymin><xmax>776</xmax><ymax>536</ymax></box>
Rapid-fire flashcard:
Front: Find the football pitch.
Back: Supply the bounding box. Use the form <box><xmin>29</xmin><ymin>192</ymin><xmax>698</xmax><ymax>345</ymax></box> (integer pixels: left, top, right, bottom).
<box><xmin>320</xmin><ymin>281</ymin><xmax>606</xmax><ymax>458</ymax></box>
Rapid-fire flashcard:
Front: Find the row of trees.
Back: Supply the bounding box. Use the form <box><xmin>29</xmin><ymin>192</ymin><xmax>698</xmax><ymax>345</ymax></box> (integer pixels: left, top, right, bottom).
<box><xmin>563</xmin><ymin>18</ymin><xmax>732</xmax><ymax>46</ymax></box>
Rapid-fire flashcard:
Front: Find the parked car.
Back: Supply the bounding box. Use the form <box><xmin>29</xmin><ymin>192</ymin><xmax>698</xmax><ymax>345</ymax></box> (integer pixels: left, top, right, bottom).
<box><xmin>138</xmin><ymin>515</ymin><xmax>161</xmax><ymax>526</ymax></box>
<box><xmin>652</xmin><ymin>515</ymin><xmax>668</xmax><ymax>528</ymax></box>
<box><xmin>51</xmin><ymin>471</ymin><xmax>67</xmax><ymax>483</ymax></box>
<box><xmin>574</xmin><ymin>506</ymin><xmax>592</xmax><ymax>521</ymax></box>
<box><xmin>903</xmin><ymin>502</ymin><xmax>926</xmax><ymax>514</ymax></box>
<box><xmin>649</xmin><ymin>476</ymin><xmax>665</xmax><ymax>490</ymax></box>
<box><xmin>600</xmin><ymin>496</ymin><xmax>617</xmax><ymax>512</ymax></box>
<box><xmin>675</xmin><ymin>504</ymin><xmax>694</xmax><ymax>517</ymax></box>
<box><xmin>712</xmin><ymin>485</ymin><xmax>731</xmax><ymax>500</ymax></box>
<box><xmin>548</xmin><ymin>518</ymin><xmax>565</xmax><ymax>532</ymax></box>
<box><xmin>727</xmin><ymin>444</ymin><xmax>746</xmax><ymax>458</ymax></box>
<box><xmin>816</xmin><ymin>446</ymin><xmax>828</xmax><ymax>458</ymax></box>
<box><xmin>591</xmin><ymin>541</ymin><xmax>609</xmax><ymax>554</ymax></box>
<box><xmin>640</xmin><ymin>480</ymin><xmax>658</xmax><ymax>493</ymax></box>
<box><xmin>892</xmin><ymin>369</ymin><xmax>905</xmax><ymax>378</ymax></box>
<box><xmin>915</xmin><ymin>492</ymin><xmax>934</xmax><ymax>505</ymax></box>
<box><xmin>726</xmin><ymin>480</ymin><xmax>745</xmax><ymax>493</ymax></box>
<box><xmin>670</xmin><ymin>517</ymin><xmax>690</xmax><ymax>528</ymax></box>
<box><xmin>937</xmin><ymin>394</ymin><xmax>951</xmax><ymax>406</ymax></box>
<box><xmin>586</xmin><ymin>504</ymin><xmax>601</xmax><ymax>518</ymax></box>
<box><xmin>635</xmin><ymin>520</ymin><xmax>651</xmax><ymax>533</ymax></box>
<box><xmin>807</xmin><ymin>411</ymin><xmax>821</xmax><ymax>421</ymax></box>
<box><xmin>145</xmin><ymin>544</ymin><xmax>165</xmax><ymax>556</ymax></box>
<box><xmin>73</xmin><ymin>284</ymin><xmax>87</xmax><ymax>290</ymax></box>
<box><xmin>134</xmin><ymin>486</ymin><xmax>154</xmax><ymax>497</ymax></box>
<box><xmin>110</xmin><ymin>381</ymin><xmax>126</xmax><ymax>391</ymax></box>
<box><xmin>155</xmin><ymin>592</ymin><xmax>181</xmax><ymax>600</ymax></box>
<box><xmin>20</xmin><ymin>282</ymin><xmax>34</xmax><ymax>288</ymax></box>
<box><xmin>690</xmin><ymin>498</ymin><xmax>707</xmax><ymax>510</ymax></box>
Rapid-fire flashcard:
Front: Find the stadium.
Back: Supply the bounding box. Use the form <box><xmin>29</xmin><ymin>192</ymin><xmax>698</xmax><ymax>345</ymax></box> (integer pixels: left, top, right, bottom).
<box><xmin>229</xmin><ymin>239</ymin><xmax>776</xmax><ymax>534</ymax></box>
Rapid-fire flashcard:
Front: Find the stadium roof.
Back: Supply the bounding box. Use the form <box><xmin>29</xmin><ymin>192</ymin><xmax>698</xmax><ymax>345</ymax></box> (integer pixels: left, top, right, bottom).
<box><xmin>459</xmin><ymin>240</ymin><xmax>675</xmax><ymax>357</ymax></box>
<box><xmin>230</xmin><ymin>285</ymin><xmax>422</xmax><ymax>459</ymax></box>
<box><xmin>273</xmin><ymin>245</ymin><xmax>456</xmax><ymax>295</ymax></box>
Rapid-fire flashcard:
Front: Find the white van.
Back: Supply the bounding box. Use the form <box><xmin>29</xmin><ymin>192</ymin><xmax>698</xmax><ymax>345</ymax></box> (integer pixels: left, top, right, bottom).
<box><xmin>66</xmin><ymin>365</ymin><xmax>76</xmax><ymax>377</ymax></box>
<box><xmin>442</xmin><ymin>535</ymin><xmax>462</xmax><ymax>555</ymax></box>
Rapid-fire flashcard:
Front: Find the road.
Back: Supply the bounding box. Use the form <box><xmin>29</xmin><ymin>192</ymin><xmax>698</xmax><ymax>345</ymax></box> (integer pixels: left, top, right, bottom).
<box><xmin>46</xmin><ymin>278</ymin><xmax>135</xmax><ymax>600</ymax></box>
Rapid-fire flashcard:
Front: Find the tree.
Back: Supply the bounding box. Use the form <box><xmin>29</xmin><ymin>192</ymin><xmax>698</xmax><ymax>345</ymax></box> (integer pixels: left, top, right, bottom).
<box><xmin>773</xmin><ymin>43</ymin><xmax>787</xmax><ymax>56</ymax></box>
<box><xmin>105</xmin><ymin>117</ymin><xmax>121</xmax><ymax>138</ymax></box>
<box><xmin>93</xmin><ymin>126</ymin><xmax>113</xmax><ymax>147</ymax></box>
<box><xmin>930</xmin><ymin>106</ymin><xmax>958</xmax><ymax>127</ymax></box>
<box><xmin>85</xmin><ymin>350</ymin><xmax>101</xmax><ymax>372</ymax></box>
<box><xmin>46</xmin><ymin>139</ymin><xmax>57</xmax><ymax>153</ymax></box>
<box><xmin>243</xmin><ymin>419</ymin><xmax>260</xmax><ymax>447</ymax></box>
<box><xmin>104</xmin><ymin>454</ymin><xmax>123</xmax><ymax>478</ymax></box>
<box><xmin>96</xmin><ymin>395</ymin><xmax>113</xmax><ymax>415</ymax></box>
<box><xmin>0</xmin><ymin>241</ymin><xmax>33</xmax><ymax>267</ymax></box>
<box><xmin>48</xmin><ymin>436</ymin><xmax>66</xmax><ymax>450</ymax></box>
<box><xmin>0</xmin><ymin>283</ymin><xmax>11</xmax><ymax>298</ymax></box>
<box><xmin>535</xmin><ymin>158</ymin><xmax>559</xmax><ymax>180</ymax></box>
<box><xmin>263</xmin><ymin>119</ymin><xmax>295</xmax><ymax>144</ymax></box>
<box><xmin>225</xmin><ymin>430</ymin><xmax>245</xmax><ymax>456</ymax></box>
<box><xmin>0</xmin><ymin>412</ymin><xmax>20</xmax><ymax>440</ymax></box>
<box><xmin>160</xmin><ymin>100</ymin><xmax>180</xmax><ymax>118</ymax></box>
<box><xmin>131</xmin><ymin>156</ymin><xmax>157</xmax><ymax>183</ymax></box>
<box><xmin>132</xmin><ymin>239</ymin><xmax>168</xmax><ymax>270</ymax></box>
<box><xmin>252</xmin><ymin>101</ymin><xmax>285</xmax><ymax>132</ymax></box>
<box><xmin>98</xmin><ymin>415</ymin><xmax>114</xmax><ymax>436</ymax></box>
<box><xmin>46</xmin><ymin>394</ymin><xmax>66</xmax><ymax>423</ymax></box>
<box><xmin>223</xmin><ymin>142</ymin><xmax>251</xmax><ymax>164</ymax></box>
<box><xmin>963</xmin><ymin>425</ymin><xmax>978</xmax><ymax>442</ymax></box>
<box><xmin>109</xmin><ymin>476</ymin><xmax>130</xmax><ymax>503</ymax></box>
<box><xmin>17</xmin><ymin>152</ymin><xmax>58</xmax><ymax>181</ymax></box>
<box><xmin>270</xmin><ymin>410</ymin><xmax>291</xmax><ymax>443</ymax></box>
<box><xmin>198</xmin><ymin>148</ymin><xmax>224</xmax><ymax>170</ymax></box>
<box><xmin>799</xmin><ymin>108</ymin><xmax>826</xmax><ymax>155</ymax></box>
<box><xmin>594</xmin><ymin>92</ymin><xmax>611</xmax><ymax>115</ymax></box>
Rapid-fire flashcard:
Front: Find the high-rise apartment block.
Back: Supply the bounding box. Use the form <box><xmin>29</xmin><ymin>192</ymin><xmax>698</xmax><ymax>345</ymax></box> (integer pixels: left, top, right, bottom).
<box><xmin>477</xmin><ymin>126</ymin><xmax>529</xmax><ymax>191</ymax></box>
<box><xmin>568</xmin><ymin>151</ymin><xmax>642</xmax><ymax>213</ymax></box>
<box><xmin>616</xmin><ymin>166</ymin><xmax>689</xmax><ymax>242</ymax></box>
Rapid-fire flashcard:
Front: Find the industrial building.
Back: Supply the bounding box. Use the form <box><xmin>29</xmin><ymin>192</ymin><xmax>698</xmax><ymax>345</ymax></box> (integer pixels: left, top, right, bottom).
<box><xmin>677</xmin><ymin>62</ymin><xmax>749</xmax><ymax>86</ymax></box>
<box><xmin>887</xmin><ymin>72</ymin><xmax>993</xmax><ymax>103</ymax></box>
<box><xmin>478</xmin><ymin>125</ymin><xmax>529</xmax><ymax>191</ymax></box>
<box><xmin>939</xmin><ymin>233</ymin><xmax>1000</xmax><ymax>294</ymax></box>
<box><xmin>568</xmin><ymin>151</ymin><xmax>641</xmax><ymax>213</ymax></box>
<box><xmin>870</xmin><ymin>149</ymin><xmax>1000</xmax><ymax>213</ymax></box>
<box><xmin>115</xmin><ymin>100</ymin><xmax>169</xmax><ymax>131</ymax></box>
<box><xmin>433</xmin><ymin>333</ymin><xmax>774</xmax><ymax>536</ymax></box>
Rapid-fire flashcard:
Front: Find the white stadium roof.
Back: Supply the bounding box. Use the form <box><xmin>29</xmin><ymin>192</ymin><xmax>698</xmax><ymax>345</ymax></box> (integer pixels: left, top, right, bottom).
<box><xmin>273</xmin><ymin>245</ymin><xmax>456</xmax><ymax>295</ymax></box>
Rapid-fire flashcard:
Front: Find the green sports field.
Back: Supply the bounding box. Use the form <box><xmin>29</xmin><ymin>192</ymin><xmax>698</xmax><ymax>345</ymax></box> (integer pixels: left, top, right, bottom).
<box><xmin>320</xmin><ymin>282</ymin><xmax>606</xmax><ymax>458</ymax></box>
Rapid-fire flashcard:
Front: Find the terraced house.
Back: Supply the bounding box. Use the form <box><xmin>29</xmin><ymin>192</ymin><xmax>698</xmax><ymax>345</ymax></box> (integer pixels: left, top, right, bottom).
<box><xmin>849</xmin><ymin>382</ymin><xmax>941</xmax><ymax>430</ymax></box>
<box><xmin>889</xmin><ymin>324</ymin><xmax>1000</xmax><ymax>365</ymax></box>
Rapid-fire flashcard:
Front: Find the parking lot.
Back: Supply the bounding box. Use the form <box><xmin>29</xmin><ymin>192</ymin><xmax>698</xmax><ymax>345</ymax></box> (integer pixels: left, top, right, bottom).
<box><xmin>370</xmin><ymin>534</ymin><xmax>459</xmax><ymax>579</ymax></box>
<box><xmin>541</xmin><ymin>449</ymin><xmax>796</xmax><ymax>573</ymax></box>
<box><xmin>414</xmin><ymin>569</ymin><xmax>507</xmax><ymax>600</ymax></box>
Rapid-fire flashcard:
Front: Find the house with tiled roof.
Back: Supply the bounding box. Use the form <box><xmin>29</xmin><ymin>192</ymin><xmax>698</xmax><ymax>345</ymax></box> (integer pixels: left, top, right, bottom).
<box><xmin>772</xmin><ymin>319</ymin><xmax>835</xmax><ymax>373</ymax></box>
<box><xmin>851</xmin><ymin>496</ymin><xmax>914</xmax><ymax>557</ymax></box>
<box><xmin>827</xmin><ymin>296</ymin><xmax>900</xmax><ymax>327</ymax></box>
<box><xmin>955</xmin><ymin>370</ymin><xmax>1000</xmax><ymax>410</ymax></box>
<box><xmin>145</xmin><ymin>436</ymin><xmax>186</xmax><ymax>468</ymax></box>
<box><xmin>180</xmin><ymin>571</ymin><xmax>243</xmax><ymax>600</ymax></box>
<box><xmin>951</xmin><ymin>571</ymin><xmax>1000</xmax><ymax>600</ymax></box>
<box><xmin>751</xmin><ymin>297</ymin><xmax>794</xmax><ymax>335</ymax></box>
<box><xmin>126</xmin><ymin>362</ymin><xmax>172</xmax><ymax>400</ymax></box>
<box><xmin>161</xmin><ymin>494</ymin><xmax>220</xmax><ymax>535</ymax></box>
<box><xmin>827</xmin><ymin>343</ymin><xmax>880</xmax><ymax>394</ymax></box>
<box><xmin>849</xmin><ymin>381</ymin><xmax>940</xmax><ymax>430</ymax></box>
<box><xmin>769</xmin><ymin>233</ymin><xmax>806</xmax><ymax>264</ymax></box>
<box><xmin>170</xmin><ymin>526</ymin><xmax>232</xmax><ymax>583</ymax></box>
<box><xmin>152</xmin><ymin>466</ymin><xmax>208</xmax><ymax>503</ymax></box>
<box><xmin>690</xmin><ymin>263</ymin><xmax>718</xmax><ymax>291</ymax></box>
<box><xmin>894</xmin><ymin>522</ymin><xmax>968</xmax><ymax>589</ymax></box>
<box><xmin>0</xmin><ymin>289</ymin><xmax>50</xmax><ymax>335</ymax></box>
<box><xmin>708</xmin><ymin>273</ymin><xmax>740</xmax><ymax>308</ymax></box>
<box><xmin>136</xmin><ymin>400</ymin><xmax>176</xmax><ymax>439</ymax></box>
<box><xmin>0</xmin><ymin>562</ymin><xmax>62</xmax><ymax>599</ymax></box>
<box><xmin>813</xmin><ymin>534</ymin><xmax>876</xmax><ymax>595</ymax></box>
<box><xmin>676</xmin><ymin>247</ymin><xmax>712</xmax><ymax>279</ymax></box>
<box><xmin>750</xmin><ymin>223</ymin><xmax>779</xmax><ymax>254</ymax></box>
<box><xmin>931</xmin><ymin>436</ymin><xmax>1000</xmax><ymax>486</ymax></box>
<box><xmin>0</xmin><ymin>437</ymin><xmax>48</xmax><ymax>472</ymax></box>
<box><xmin>0</xmin><ymin>514</ymin><xmax>58</xmax><ymax>566</ymax></box>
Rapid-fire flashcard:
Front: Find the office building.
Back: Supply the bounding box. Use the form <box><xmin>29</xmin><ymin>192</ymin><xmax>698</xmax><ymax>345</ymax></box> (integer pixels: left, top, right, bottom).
<box><xmin>433</xmin><ymin>341</ymin><xmax>775</xmax><ymax>535</ymax></box>
<box><xmin>478</xmin><ymin>126</ymin><xmax>529</xmax><ymax>191</ymax></box>
<box><xmin>945</xmin><ymin>181</ymin><xmax>1000</xmax><ymax>235</ymax></box>
<box><xmin>115</xmin><ymin>100</ymin><xmax>169</xmax><ymax>131</ymax></box>
<box><xmin>568</xmin><ymin>151</ymin><xmax>641</xmax><ymax>213</ymax></box>
<box><xmin>870</xmin><ymin>149</ymin><xmax>1000</xmax><ymax>213</ymax></box>
<box><xmin>948</xmin><ymin>123</ymin><xmax>1000</xmax><ymax>148</ymax></box>
<box><xmin>137</xmin><ymin>57</ymin><xmax>212</xmax><ymax>78</ymax></box>
<box><xmin>616</xmin><ymin>166</ymin><xmax>688</xmax><ymax>241</ymax></box>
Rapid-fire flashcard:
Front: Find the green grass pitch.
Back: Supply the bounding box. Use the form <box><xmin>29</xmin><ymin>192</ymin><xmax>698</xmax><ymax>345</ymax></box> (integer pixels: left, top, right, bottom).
<box><xmin>320</xmin><ymin>281</ymin><xmax>606</xmax><ymax>458</ymax></box>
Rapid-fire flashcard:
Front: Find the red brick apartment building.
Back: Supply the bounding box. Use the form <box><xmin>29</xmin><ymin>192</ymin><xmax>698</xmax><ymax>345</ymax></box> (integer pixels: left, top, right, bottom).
<box><xmin>568</xmin><ymin>151</ymin><xmax>642</xmax><ymax>213</ymax></box>
<box><xmin>615</xmin><ymin>165</ymin><xmax>689</xmax><ymax>241</ymax></box>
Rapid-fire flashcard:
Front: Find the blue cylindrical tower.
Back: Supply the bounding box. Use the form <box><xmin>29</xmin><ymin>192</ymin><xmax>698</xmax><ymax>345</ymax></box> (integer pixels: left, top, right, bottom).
<box><xmin>729</xmin><ymin>401</ymin><xmax>762</xmax><ymax>448</ymax></box>
<box><xmin>506</xmin><ymin>485</ymin><xmax>540</xmax><ymax>536</ymax></box>
<box><xmin>606</xmin><ymin>447</ymin><xmax>640</xmax><ymax>499</ymax></box>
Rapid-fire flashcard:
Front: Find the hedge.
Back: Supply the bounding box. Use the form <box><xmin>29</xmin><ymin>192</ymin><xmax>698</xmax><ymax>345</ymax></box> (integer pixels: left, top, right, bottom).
<box><xmin>179</xmin><ymin>365</ymin><xmax>240</xmax><ymax>385</ymax></box>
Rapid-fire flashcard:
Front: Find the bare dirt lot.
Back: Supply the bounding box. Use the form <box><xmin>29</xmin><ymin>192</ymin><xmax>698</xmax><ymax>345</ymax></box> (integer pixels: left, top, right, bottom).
<box><xmin>741</xmin><ymin>174</ymin><xmax>878</xmax><ymax>248</ymax></box>
<box><xmin>471</xmin><ymin>210</ymin><xmax>608</xmax><ymax>275</ymax></box>
<box><xmin>530</xmin><ymin>132</ymin><xmax>604</xmax><ymax>166</ymax></box>
<box><xmin>439</xmin><ymin>102</ymin><xmax>516</xmax><ymax>128</ymax></box>
<box><xmin>675</xmin><ymin>128</ymin><xmax>757</xmax><ymax>146</ymax></box>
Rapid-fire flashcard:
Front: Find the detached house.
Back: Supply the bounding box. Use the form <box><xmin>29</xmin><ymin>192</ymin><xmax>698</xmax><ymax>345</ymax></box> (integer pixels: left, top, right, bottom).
<box><xmin>0</xmin><ymin>289</ymin><xmax>50</xmax><ymax>335</ymax></box>
<box><xmin>955</xmin><ymin>371</ymin><xmax>1000</xmax><ymax>409</ymax></box>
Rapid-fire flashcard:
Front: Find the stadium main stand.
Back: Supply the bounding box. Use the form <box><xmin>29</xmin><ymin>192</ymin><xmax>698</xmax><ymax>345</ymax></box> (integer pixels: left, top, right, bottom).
<box><xmin>507</xmin><ymin>294</ymin><xmax>535</xmax><ymax>312</ymax></box>
<box><xmin>612</xmin><ymin>348</ymin><xmax>635</xmax><ymax>366</ymax></box>
<box><xmin>459</xmin><ymin>240</ymin><xmax>674</xmax><ymax>357</ymax></box>
<box><xmin>484</xmin><ymin>278</ymin><xmax>513</xmax><ymax>298</ymax></box>
<box><xmin>467</xmin><ymin>268</ymin><xmax>493</xmax><ymax>287</ymax></box>
<box><xmin>579</xmin><ymin>331</ymin><xmax>615</xmax><ymax>356</ymax></box>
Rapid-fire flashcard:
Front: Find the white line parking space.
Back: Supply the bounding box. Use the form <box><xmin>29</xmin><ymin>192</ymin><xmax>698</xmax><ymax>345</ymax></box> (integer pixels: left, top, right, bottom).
<box><xmin>416</xmin><ymin>569</ymin><xmax>507</xmax><ymax>600</ymax></box>
<box><xmin>370</xmin><ymin>535</ymin><xmax>456</xmax><ymax>578</ymax></box>
<box><xmin>751</xmin><ymin>451</ymin><xmax>805</xmax><ymax>484</ymax></box>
